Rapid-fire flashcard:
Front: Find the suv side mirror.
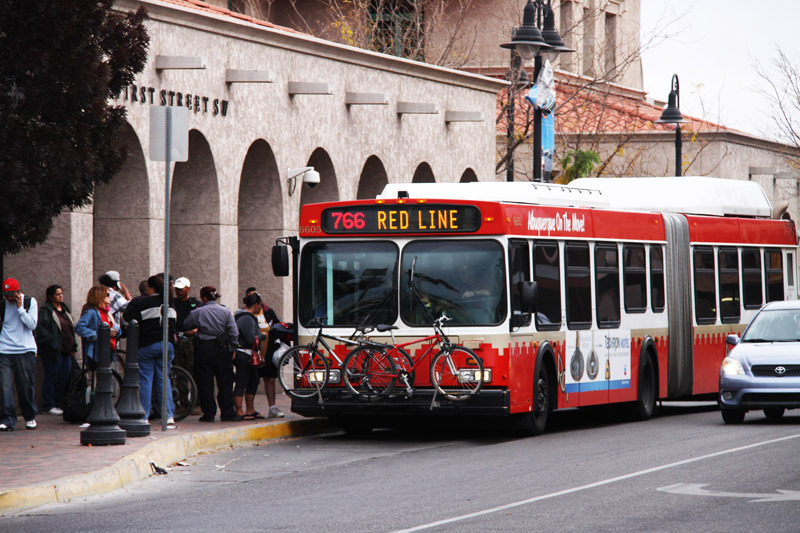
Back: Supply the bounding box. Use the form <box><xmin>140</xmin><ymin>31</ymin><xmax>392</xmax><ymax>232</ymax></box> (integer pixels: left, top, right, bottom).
<box><xmin>272</xmin><ymin>245</ymin><xmax>290</xmax><ymax>277</ymax></box>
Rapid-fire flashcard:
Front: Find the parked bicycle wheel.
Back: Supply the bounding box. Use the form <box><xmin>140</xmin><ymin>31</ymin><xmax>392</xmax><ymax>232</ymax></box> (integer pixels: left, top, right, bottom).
<box><xmin>66</xmin><ymin>367</ymin><xmax>123</xmax><ymax>406</ymax></box>
<box><xmin>342</xmin><ymin>346</ymin><xmax>397</xmax><ymax>398</ymax></box>
<box><xmin>430</xmin><ymin>346</ymin><xmax>484</xmax><ymax>400</ymax></box>
<box><xmin>170</xmin><ymin>365</ymin><xmax>198</xmax><ymax>422</ymax></box>
<box><xmin>277</xmin><ymin>346</ymin><xmax>329</xmax><ymax>399</ymax></box>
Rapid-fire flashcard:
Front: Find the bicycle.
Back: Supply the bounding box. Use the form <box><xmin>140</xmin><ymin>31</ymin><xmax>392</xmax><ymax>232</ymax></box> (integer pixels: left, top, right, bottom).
<box><xmin>341</xmin><ymin>313</ymin><xmax>484</xmax><ymax>401</ymax></box>
<box><xmin>116</xmin><ymin>348</ymin><xmax>198</xmax><ymax>422</ymax></box>
<box><xmin>65</xmin><ymin>357</ymin><xmax>123</xmax><ymax>408</ymax></box>
<box><xmin>276</xmin><ymin>318</ymin><xmax>393</xmax><ymax>400</ymax></box>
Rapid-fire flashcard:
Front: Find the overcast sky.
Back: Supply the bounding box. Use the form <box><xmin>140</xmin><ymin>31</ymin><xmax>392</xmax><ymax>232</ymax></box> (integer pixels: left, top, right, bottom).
<box><xmin>640</xmin><ymin>0</ymin><xmax>800</xmax><ymax>141</ymax></box>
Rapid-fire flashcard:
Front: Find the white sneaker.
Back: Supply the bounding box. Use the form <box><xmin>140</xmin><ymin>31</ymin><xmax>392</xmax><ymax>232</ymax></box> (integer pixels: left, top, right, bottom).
<box><xmin>26</xmin><ymin>420</ymin><xmax>37</xmax><ymax>430</ymax></box>
<box><xmin>268</xmin><ymin>406</ymin><xmax>284</xmax><ymax>419</ymax></box>
<box><xmin>0</xmin><ymin>423</ymin><xmax>11</xmax><ymax>431</ymax></box>
<box><xmin>167</xmin><ymin>418</ymin><xmax>175</xmax><ymax>425</ymax></box>
<box><xmin>46</xmin><ymin>407</ymin><xmax>64</xmax><ymax>416</ymax></box>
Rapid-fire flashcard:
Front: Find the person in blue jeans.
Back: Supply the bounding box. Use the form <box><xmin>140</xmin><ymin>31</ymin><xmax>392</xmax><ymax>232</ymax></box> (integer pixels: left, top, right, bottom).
<box><xmin>0</xmin><ymin>278</ymin><xmax>39</xmax><ymax>431</ymax></box>
<box><xmin>123</xmin><ymin>274</ymin><xmax>176</xmax><ymax>424</ymax></box>
<box><xmin>35</xmin><ymin>285</ymin><xmax>78</xmax><ymax>416</ymax></box>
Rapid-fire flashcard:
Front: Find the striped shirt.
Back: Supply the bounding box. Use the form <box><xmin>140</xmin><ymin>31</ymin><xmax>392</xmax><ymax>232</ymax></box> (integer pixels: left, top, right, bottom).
<box><xmin>122</xmin><ymin>294</ymin><xmax>176</xmax><ymax>347</ymax></box>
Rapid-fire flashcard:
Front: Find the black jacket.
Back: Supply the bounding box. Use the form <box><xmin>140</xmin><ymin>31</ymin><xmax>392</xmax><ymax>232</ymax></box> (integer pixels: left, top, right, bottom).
<box><xmin>35</xmin><ymin>301</ymin><xmax>77</xmax><ymax>354</ymax></box>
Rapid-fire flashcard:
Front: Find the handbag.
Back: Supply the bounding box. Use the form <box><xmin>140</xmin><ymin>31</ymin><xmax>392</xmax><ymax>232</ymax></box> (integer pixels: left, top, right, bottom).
<box><xmin>249</xmin><ymin>337</ymin><xmax>266</xmax><ymax>367</ymax></box>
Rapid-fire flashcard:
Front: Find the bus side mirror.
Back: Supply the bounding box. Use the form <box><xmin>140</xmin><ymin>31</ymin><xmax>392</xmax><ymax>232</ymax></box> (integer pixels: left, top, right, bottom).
<box><xmin>517</xmin><ymin>281</ymin><xmax>538</xmax><ymax>314</ymax></box>
<box><xmin>272</xmin><ymin>245</ymin><xmax>290</xmax><ymax>277</ymax></box>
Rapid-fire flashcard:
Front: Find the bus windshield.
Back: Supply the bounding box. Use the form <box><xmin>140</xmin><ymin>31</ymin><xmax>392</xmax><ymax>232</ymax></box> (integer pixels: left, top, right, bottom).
<box><xmin>400</xmin><ymin>240</ymin><xmax>507</xmax><ymax>326</ymax></box>
<box><xmin>299</xmin><ymin>241</ymin><xmax>398</xmax><ymax>327</ymax></box>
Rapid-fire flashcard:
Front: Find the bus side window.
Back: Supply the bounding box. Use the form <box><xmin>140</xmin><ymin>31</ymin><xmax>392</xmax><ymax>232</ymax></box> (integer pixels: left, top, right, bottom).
<box><xmin>509</xmin><ymin>240</ymin><xmax>532</xmax><ymax>329</ymax></box>
<box><xmin>595</xmin><ymin>242</ymin><xmax>620</xmax><ymax>328</ymax></box>
<box><xmin>533</xmin><ymin>241</ymin><xmax>561</xmax><ymax>331</ymax></box>
<box><xmin>565</xmin><ymin>241</ymin><xmax>591</xmax><ymax>330</ymax></box>
<box><xmin>694</xmin><ymin>246</ymin><xmax>717</xmax><ymax>325</ymax></box>
<box><xmin>650</xmin><ymin>245</ymin><xmax>665</xmax><ymax>312</ymax></box>
<box><xmin>765</xmin><ymin>248</ymin><xmax>784</xmax><ymax>302</ymax></box>
<box><xmin>742</xmin><ymin>247</ymin><xmax>762</xmax><ymax>309</ymax></box>
<box><xmin>623</xmin><ymin>244</ymin><xmax>647</xmax><ymax>313</ymax></box>
<box><xmin>718</xmin><ymin>247</ymin><xmax>741</xmax><ymax>324</ymax></box>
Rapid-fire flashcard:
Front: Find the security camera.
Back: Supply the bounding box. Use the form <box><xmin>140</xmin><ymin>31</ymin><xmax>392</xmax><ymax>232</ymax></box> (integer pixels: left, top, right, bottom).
<box><xmin>303</xmin><ymin>169</ymin><xmax>320</xmax><ymax>188</ymax></box>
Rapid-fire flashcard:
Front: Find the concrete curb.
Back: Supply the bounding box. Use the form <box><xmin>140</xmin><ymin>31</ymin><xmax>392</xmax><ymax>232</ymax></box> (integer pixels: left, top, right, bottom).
<box><xmin>0</xmin><ymin>418</ymin><xmax>331</xmax><ymax>515</ymax></box>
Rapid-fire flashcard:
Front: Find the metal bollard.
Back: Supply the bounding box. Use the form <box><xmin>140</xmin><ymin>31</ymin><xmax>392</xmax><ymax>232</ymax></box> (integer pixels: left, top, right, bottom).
<box><xmin>116</xmin><ymin>320</ymin><xmax>150</xmax><ymax>437</ymax></box>
<box><xmin>80</xmin><ymin>323</ymin><xmax>127</xmax><ymax>445</ymax></box>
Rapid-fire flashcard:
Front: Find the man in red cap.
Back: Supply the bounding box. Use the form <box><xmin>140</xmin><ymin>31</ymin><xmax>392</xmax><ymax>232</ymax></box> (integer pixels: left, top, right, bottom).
<box><xmin>0</xmin><ymin>278</ymin><xmax>39</xmax><ymax>431</ymax></box>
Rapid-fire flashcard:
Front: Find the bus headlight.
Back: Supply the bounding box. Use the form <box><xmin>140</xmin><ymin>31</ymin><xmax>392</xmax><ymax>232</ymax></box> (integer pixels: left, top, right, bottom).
<box><xmin>458</xmin><ymin>368</ymin><xmax>491</xmax><ymax>383</ymax></box>
<box><xmin>307</xmin><ymin>370</ymin><xmax>327</xmax><ymax>384</ymax></box>
<box><xmin>327</xmin><ymin>369</ymin><xmax>341</xmax><ymax>384</ymax></box>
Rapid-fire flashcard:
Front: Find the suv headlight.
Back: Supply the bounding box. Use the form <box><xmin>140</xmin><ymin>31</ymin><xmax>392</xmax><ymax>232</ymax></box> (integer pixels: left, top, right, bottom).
<box><xmin>721</xmin><ymin>357</ymin><xmax>745</xmax><ymax>376</ymax></box>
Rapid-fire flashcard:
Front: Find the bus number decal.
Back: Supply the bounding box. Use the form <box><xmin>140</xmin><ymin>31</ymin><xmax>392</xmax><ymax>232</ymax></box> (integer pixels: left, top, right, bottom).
<box><xmin>321</xmin><ymin>204</ymin><xmax>481</xmax><ymax>234</ymax></box>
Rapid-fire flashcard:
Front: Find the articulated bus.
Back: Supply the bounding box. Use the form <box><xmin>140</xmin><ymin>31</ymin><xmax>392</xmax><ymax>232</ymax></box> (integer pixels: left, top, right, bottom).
<box><xmin>272</xmin><ymin>177</ymin><xmax>797</xmax><ymax>435</ymax></box>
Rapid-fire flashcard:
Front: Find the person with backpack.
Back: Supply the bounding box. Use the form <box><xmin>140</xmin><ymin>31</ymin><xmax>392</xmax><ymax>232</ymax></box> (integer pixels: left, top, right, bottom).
<box><xmin>35</xmin><ymin>285</ymin><xmax>77</xmax><ymax>416</ymax></box>
<box><xmin>233</xmin><ymin>293</ymin><xmax>267</xmax><ymax>420</ymax></box>
<box><xmin>0</xmin><ymin>278</ymin><xmax>39</xmax><ymax>431</ymax></box>
<box><xmin>244</xmin><ymin>287</ymin><xmax>284</xmax><ymax>419</ymax></box>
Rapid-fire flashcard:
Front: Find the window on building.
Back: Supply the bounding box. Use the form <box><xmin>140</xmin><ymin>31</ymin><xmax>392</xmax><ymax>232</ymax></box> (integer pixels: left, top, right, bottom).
<box><xmin>623</xmin><ymin>244</ymin><xmax>647</xmax><ymax>313</ymax></box>
<box><xmin>595</xmin><ymin>243</ymin><xmax>620</xmax><ymax>328</ymax></box>
<box><xmin>533</xmin><ymin>241</ymin><xmax>562</xmax><ymax>331</ymax></box>
<box><xmin>582</xmin><ymin>7</ymin><xmax>594</xmax><ymax>77</ymax></box>
<box><xmin>718</xmin><ymin>248</ymin><xmax>741</xmax><ymax>323</ymax></box>
<box><xmin>604</xmin><ymin>12</ymin><xmax>616</xmax><ymax>74</ymax></box>
<box><xmin>369</xmin><ymin>1</ymin><xmax>424</xmax><ymax>61</ymax></box>
<box><xmin>565</xmin><ymin>242</ymin><xmax>591</xmax><ymax>329</ymax></box>
<box><xmin>650</xmin><ymin>245</ymin><xmax>665</xmax><ymax>312</ymax></box>
<box><xmin>742</xmin><ymin>247</ymin><xmax>762</xmax><ymax>309</ymax></box>
<box><xmin>560</xmin><ymin>1</ymin><xmax>575</xmax><ymax>71</ymax></box>
<box><xmin>694</xmin><ymin>247</ymin><xmax>716</xmax><ymax>324</ymax></box>
<box><xmin>764</xmin><ymin>249</ymin><xmax>784</xmax><ymax>302</ymax></box>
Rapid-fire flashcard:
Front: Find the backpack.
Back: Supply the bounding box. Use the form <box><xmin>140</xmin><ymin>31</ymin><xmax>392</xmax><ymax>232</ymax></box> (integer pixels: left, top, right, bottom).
<box><xmin>0</xmin><ymin>296</ymin><xmax>32</xmax><ymax>333</ymax></box>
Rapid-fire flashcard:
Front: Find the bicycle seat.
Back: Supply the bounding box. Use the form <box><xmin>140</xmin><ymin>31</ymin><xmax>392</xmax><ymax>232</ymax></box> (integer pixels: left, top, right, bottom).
<box><xmin>376</xmin><ymin>324</ymin><xmax>398</xmax><ymax>332</ymax></box>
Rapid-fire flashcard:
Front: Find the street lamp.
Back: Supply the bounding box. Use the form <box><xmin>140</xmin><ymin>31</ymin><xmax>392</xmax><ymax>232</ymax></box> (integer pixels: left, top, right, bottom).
<box><xmin>655</xmin><ymin>74</ymin><xmax>688</xmax><ymax>177</ymax></box>
<box><xmin>501</xmin><ymin>0</ymin><xmax>573</xmax><ymax>182</ymax></box>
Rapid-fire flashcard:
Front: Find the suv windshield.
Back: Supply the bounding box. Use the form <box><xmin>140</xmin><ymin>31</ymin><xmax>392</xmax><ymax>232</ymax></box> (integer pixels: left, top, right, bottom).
<box><xmin>298</xmin><ymin>241</ymin><xmax>398</xmax><ymax>327</ymax></box>
<box><xmin>742</xmin><ymin>308</ymin><xmax>800</xmax><ymax>342</ymax></box>
<box><xmin>400</xmin><ymin>240</ymin><xmax>506</xmax><ymax>326</ymax></box>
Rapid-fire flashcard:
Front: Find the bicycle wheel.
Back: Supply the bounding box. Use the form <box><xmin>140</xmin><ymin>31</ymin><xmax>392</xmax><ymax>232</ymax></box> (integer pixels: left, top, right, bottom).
<box><xmin>430</xmin><ymin>346</ymin><xmax>483</xmax><ymax>401</ymax></box>
<box><xmin>277</xmin><ymin>346</ymin><xmax>329</xmax><ymax>399</ymax></box>
<box><xmin>342</xmin><ymin>346</ymin><xmax>397</xmax><ymax>398</ymax></box>
<box><xmin>389</xmin><ymin>347</ymin><xmax>415</xmax><ymax>394</ymax></box>
<box><xmin>170</xmin><ymin>365</ymin><xmax>198</xmax><ymax>422</ymax></box>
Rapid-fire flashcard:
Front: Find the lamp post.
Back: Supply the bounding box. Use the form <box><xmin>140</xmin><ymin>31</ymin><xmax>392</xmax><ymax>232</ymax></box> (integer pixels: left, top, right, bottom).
<box><xmin>501</xmin><ymin>0</ymin><xmax>573</xmax><ymax>182</ymax></box>
<box><xmin>655</xmin><ymin>74</ymin><xmax>688</xmax><ymax>177</ymax></box>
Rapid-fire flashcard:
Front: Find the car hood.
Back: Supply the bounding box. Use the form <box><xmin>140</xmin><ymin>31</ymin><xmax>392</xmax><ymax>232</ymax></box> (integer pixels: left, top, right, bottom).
<box><xmin>730</xmin><ymin>342</ymin><xmax>800</xmax><ymax>366</ymax></box>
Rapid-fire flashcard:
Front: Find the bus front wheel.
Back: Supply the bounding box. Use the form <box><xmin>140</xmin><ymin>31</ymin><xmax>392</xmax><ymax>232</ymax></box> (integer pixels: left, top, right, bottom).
<box><xmin>512</xmin><ymin>358</ymin><xmax>552</xmax><ymax>437</ymax></box>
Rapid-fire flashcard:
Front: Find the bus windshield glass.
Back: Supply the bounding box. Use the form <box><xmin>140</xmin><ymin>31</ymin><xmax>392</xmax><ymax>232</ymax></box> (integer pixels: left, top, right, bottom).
<box><xmin>400</xmin><ymin>240</ymin><xmax>506</xmax><ymax>326</ymax></box>
<box><xmin>299</xmin><ymin>241</ymin><xmax>398</xmax><ymax>327</ymax></box>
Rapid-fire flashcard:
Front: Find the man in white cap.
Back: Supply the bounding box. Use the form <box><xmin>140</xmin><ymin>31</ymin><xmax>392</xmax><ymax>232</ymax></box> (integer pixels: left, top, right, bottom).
<box><xmin>173</xmin><ymin>277</ymin><xmax>200</xmax><ymax>375</ymax></box>
<box><xmin>99</xmin><ymin>270</ymin><xmax>132</xmax><ymax>320</ymax></box>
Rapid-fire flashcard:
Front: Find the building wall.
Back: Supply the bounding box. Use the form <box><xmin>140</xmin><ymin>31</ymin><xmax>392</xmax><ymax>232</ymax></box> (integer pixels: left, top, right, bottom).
<box><xmin>4</xmin><ymin>0</ymin><xmax>504</xmax><ymax>318</ymax></box>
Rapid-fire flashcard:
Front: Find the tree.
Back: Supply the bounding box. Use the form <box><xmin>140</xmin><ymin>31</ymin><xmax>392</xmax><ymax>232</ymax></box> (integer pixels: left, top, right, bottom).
<box><xmin>558</xmin><ymin>149</ymin><xmax>600</xmax><ymax>184</ymax></box>
<box><xmin>0</xmin><ymin>0</ymin><xmax>149</xmax><ymax>271</ymax></box>
<box><xmin>755</xmin><ymin>48</ymin><xmax>800</xmax><ymax>170</ymax></box>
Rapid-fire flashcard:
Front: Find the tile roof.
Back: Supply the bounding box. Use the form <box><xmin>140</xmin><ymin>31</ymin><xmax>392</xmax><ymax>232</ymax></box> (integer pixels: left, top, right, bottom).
<box><xmin>154</xmin><ymin>0</ymin><xmax>303</xmax><ymax>35</ymax></box>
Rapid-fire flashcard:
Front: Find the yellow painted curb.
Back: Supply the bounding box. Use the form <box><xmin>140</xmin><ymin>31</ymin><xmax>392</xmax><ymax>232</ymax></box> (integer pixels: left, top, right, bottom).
<box><xmin>0</xmin><ymin>418</ymin><xmax>331</xmax><ymax>515</ymax></box>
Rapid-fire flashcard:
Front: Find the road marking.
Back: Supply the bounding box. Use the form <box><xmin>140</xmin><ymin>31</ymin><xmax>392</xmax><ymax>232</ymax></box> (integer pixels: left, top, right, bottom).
<box><xmin>392</xmin><ymin>432</ymin><xmax>800</xmax><ymax>533</ymax></box>
<box><xmin>658</xmin><ymin>483</ymin><xmax>800</xmax><ymax>502</ymax></box>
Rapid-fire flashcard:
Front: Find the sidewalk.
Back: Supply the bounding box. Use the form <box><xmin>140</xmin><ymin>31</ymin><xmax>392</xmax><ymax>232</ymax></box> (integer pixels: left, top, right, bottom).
<box><xmin>0</xmin><ymin>392</ymin><xmax>330</xmax><ymax>515</ymax></box>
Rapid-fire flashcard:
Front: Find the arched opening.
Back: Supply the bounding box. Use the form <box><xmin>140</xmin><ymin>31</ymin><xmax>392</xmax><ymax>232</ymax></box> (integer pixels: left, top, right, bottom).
<box><xmin>170</xmin><ymin>130</ymin><xmax>220</xmax><ymax>291</ymax></box>
<box><xmin>300</xmin><ymin>147</ymin><xmax>339</xmax><ymax>207</ymax></box>
<box><xmin>94</xmin><ymin>121</ymin><xmax>150</xmax><ymax>288</ymax></box>
<box><xmin>460</xmin><ymin>168</ymin><xmax>478</xmax><ymax>183</ymax></box>
<box><xmin>357</xmin><ymin>155</ymin><xmax>388</xmax><ymax>199</ymax></box>
<box><xmin>237</xmin><ymin>140</ymin><xmax>285</xmax><ymax>312</ymax></box>
<box><xmin>412</xmin><ymin>162</ymin><xmax>435</xmax><ymax>183</ymax></box>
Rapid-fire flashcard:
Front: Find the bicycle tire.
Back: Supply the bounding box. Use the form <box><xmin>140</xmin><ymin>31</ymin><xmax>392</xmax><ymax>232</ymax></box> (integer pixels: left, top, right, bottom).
<box><xmin>170</xmin><ymin>365</ymin><xmax>198</xmax><ymax>422</ymax></box>
<box><xmin>67</xmin><ymin>367</ymin><xmax>123</xmax><ymax>407</ymax></box>
<box><xmin>342</xmin><ymin>346</ymin><xmax>397</xmax><ymax>398</ymax></box>
<box><xmin>277</xmin><ymin>346</ymin><xmax>329</xmax><ymax>399</ymax></box>
<box><xmin>430</xmin><ymin>345</ymin><xmax>483</xmax><ymax>401</ymax></box>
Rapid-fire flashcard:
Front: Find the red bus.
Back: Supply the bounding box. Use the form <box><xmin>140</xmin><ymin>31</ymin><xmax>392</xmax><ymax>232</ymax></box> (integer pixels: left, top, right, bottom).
<box><xmin>272</xmin><ymin>177</ymin><xmax>797</xmax><ymax>435</ymax></box>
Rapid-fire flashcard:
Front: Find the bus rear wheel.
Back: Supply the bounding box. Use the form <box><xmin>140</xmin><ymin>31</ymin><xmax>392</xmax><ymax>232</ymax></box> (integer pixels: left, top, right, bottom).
<box><xmin>630</xmin><ymin>354</ymin><xmax>656</xmax><ymax>421</ymax></box>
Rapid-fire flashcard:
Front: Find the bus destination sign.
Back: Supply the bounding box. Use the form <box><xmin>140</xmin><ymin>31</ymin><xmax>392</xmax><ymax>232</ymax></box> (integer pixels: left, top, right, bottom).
<box><xmin>321</xmin><ymin>204</ymin><xmax>482</xmax><ymax>234</ymax></box>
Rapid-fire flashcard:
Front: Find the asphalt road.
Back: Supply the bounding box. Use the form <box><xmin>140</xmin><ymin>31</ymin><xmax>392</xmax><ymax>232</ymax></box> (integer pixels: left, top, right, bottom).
<box><xmin>6</xmin><ymin>402</ymin><xmax>800</xmax><ymax>532</ymax></box>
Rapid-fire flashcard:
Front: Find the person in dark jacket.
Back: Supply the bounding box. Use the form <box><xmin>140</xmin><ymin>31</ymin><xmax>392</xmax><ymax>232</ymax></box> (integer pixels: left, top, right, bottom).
<box><xmin>123</xmin><ymin>274</ymin><xmax>176</xmax><ymax>424</ymax></box>
<box><xmin>233</xmin><ymin>293</ymin><xmax>267</xmax><ymax>419</ymax></box>
<box><xmin>183</xmin><ymin>286</ymin><xmax>240</xmax><ymax>422</ymax></box>
<box><xmin>35</xmin><ymin>285</ymin><xmax>77</xmax><ymax>416</ymax></box>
